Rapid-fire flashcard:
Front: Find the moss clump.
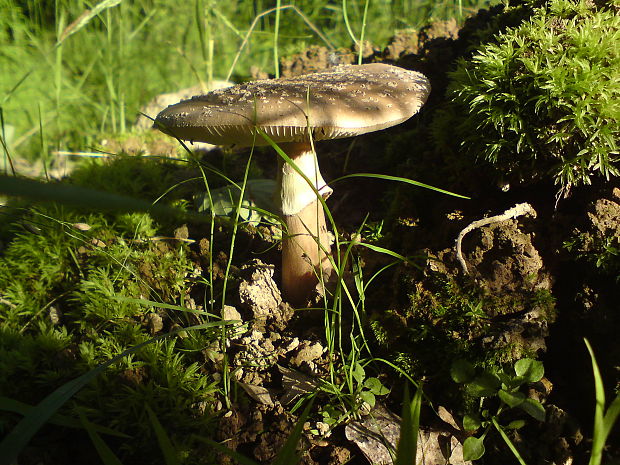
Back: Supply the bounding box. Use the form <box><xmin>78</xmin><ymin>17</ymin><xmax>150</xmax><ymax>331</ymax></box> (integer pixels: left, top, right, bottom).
<box><xmin>0</xmin><ymin>206</ymin><xmax>218</xmax><ymax>463</ymax></box>
<box><xmin>434</xmin><ymin>0</ymin><xmax>619</xmax><ymax>193</ymax></box>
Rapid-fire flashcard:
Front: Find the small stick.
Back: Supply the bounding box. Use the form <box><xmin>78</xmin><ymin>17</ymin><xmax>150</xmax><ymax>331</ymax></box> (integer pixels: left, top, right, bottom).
<box><xmin>455</xmin><ymin>202</ymin><xmax>537</xmax><ymax>275</ymax></box>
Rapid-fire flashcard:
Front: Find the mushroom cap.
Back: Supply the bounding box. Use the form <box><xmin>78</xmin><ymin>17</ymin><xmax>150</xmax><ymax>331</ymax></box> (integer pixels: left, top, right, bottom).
<box><xmin>153</xmin><ymin>63</ymin><xmax>431</xmax><ymax>147</ymax></box>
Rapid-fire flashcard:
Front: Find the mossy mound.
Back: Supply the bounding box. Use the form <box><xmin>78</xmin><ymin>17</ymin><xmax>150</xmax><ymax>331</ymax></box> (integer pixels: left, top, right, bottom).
<box><xmin>433</xmin><ymin>0</ymin><xmax>619</xmax><ymax>194</ymax></box>
<box><xmin>0</xmin><ymin>203</ymin><xmax>218</xmax><ymax>463</ymax></box>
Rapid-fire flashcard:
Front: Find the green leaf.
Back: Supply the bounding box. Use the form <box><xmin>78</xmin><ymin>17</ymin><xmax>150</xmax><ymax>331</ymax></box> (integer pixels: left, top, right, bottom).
<box><xmin>514</xmin><ymin>359</ymin><xmax>544</xmax><ymax>383</ymax></box>
<box><xmin>467</xmin><ymin>372</ymin><xmax>501</xmax><ymax>397</ymax></box>
<box><xmin>320</xmin><ymin>406</ymin><xmax>339</xmax><ymax>425</ymax></box>
<box><xmin>506</xmin><ymin>419</ymin><xmax>526</xmax><ymax>430</ymax></box>
<box><xmin>394</xmin><ymin>385</ymin><xmax>422</xmax><ymax>465</ymax></box>
<box><xmin>145</xmin><ymin>405</ymin><xmax>181</xmax><ymax>465</ymax></box>
<box><xmin>499</xmin><ymin>370</ymin><xmax>526</xmax><ymax>389</ymax></box>
<box><xmin>462</xmin><ymin>436</ymin><xmax>486</xmax><ymax>461</ymax></box>
<box><xmin>508</xmin><ymin>375</ymin><xmax>527</xmax><ymax>389</ymax></box>
<box><xmin>363</xmin><ymin>377</ymin><xmax>389</xmax><ymax>396</ymax></box>
<box><xmin>518</xmin><ymin>398</ymin><xmax>546</xmax><ymax>422</ymax></box>
<box><xmin>463</xmin><ymin>413</ymin><xmax>482</xmax><ymax>431</ymax></box>
<box><xmin>359</xmin><ymin>391</ymin><xmax>376</xmax><ymax>408</ymax></box>
<box><xmin>195</xmin><ymin>179</ymin><xmax>277</xmax><ymax>226</ymax></box>
<box><xmin>498</xmin><ymin>389</ymin><xmax>526</xmax><ymax>408</ymax></box>
<box><xmin>351</xmin><ymin>362</ymin><xmax>365</xmax><ymax>385</ymax></box>
<box><xmin>451</xmin><ymin>360</ymin><xmax>475</xmax><ymax>384</ymax></box>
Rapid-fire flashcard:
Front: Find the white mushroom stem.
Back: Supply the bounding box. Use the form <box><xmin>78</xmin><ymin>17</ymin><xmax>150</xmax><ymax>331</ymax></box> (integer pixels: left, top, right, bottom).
<box><xmin>278</xmin><ymin>142</ymin><xmax>333</xmax><ymax>305</ymax></box>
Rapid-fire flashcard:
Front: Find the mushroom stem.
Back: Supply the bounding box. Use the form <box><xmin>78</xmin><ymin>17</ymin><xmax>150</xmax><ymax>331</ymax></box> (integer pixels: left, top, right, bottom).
<box><xmin>282</xmin><ymin>200</ymin><xmax>332</xmax><ymax>305</ymax></box>
<box><xmin>278</xmin><ymin>142</ymin><xmax>333</xmax><ymax>304</ymax></box>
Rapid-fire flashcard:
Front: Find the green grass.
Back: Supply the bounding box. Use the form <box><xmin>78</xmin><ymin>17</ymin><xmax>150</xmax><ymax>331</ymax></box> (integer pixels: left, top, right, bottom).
<box><xmin>1</xmin><ymin>0</ymin><xmax>484</xmax><ymax>167</ymax></box>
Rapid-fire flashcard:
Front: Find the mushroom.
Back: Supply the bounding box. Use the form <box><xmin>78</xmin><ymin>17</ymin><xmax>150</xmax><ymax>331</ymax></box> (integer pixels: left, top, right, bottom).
<box><xmin>154</xmin><ymin>63</ymin><xmax>430</xmax><ymax>305</ymax></box>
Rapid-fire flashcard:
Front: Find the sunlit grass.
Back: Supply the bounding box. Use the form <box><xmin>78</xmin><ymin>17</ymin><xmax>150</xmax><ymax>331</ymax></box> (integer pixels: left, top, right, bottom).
<box><xmin>1</xmin><ymin>0</ymin><xmax>485</xmax><ymax>167</ymax></box>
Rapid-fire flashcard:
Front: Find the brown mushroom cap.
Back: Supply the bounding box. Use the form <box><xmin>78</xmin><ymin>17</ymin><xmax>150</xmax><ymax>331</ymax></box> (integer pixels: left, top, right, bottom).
<box><xmin>154</xmin><ymin>63</ymin><xmax>430</xmax><ymax>146</ymax></box>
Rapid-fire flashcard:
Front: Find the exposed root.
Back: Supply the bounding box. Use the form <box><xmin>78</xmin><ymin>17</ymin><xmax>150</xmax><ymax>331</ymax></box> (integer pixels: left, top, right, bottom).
<box><xmin>455</xmin><ymin>202</ymin><xmax>537</xmax><ymax>275</ymax></box>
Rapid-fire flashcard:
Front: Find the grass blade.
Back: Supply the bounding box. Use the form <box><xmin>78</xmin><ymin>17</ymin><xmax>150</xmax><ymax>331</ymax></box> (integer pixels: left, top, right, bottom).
<box><xmin>394</xmin><ymin>384</ymin><xmax>422</xmax><ymax>465</ymax></box>
<box><xmin>274</xmin><ymin>0</ymin><xmax>281</xmax><ymax>78</ymax></box>
<box><xmin>585</xmin><ymin>338</ymin><xmax>620</xmax><ymax>465</ymax></box>
<box><xmin>145</xmin><ymin>405</ymin><xmax>180</xmax><ymax>465</ymax></box>
<box><xmin>0</xmin><ymin>397</ymin><xmax>129</xmax><ymax>438</ymax></box>
<box><xmin>491</xmin><ymin>416</ymin><xmax>527</xmax><ymax>465</ymax></box>
<box><xmin>586</xmin><ymin>338</ymin><xmax>606</xmax><ymax>465</ymax></box>
<box><xmin>348</xmin><ymin>241</ymin><xmax>414</xmax><ymax>264</ymax></box>
<box><xmin>0</xmin><ymin>175</ymin><xmax>207</xmax><ymax>223</ymax></box>
<box><xmin>602</xmin><ymin>393</ymin><xmax>620</xmax><ymax>456</ymax></box>
<box><xmin>602</xmin><ymin>394</ymin><xmax>620</xmax><ymax>454</ymax></box>
<box><xmin>272</xmin><ymin>398</ymin><xmax>314</xmax><ymax>465</ymax></box>
<box><xmin>58</xmin><ymin>0</ymin><xmax>123</xmax><ymax>44</ymax></box>
<box><xmin>331</xmin><ymin>173</ymin><xmax>470</xmax><ymax>199</ymax></box>
<box><xmin>78</xmin><ymin>410</ymin><xmax>124</xmax><ymax>465</ymax></box>
<box><xmin>358</xmin><ymin>0</ymin><xmax>370</xmax><ymax>65</ymax></box>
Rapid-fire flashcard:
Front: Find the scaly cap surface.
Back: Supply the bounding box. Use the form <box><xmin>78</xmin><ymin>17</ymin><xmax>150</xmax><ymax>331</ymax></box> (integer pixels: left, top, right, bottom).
<box><xmin>154</xmin><ymin>63</ymin><xmax>430</xmax><ymax>146</ymax></box>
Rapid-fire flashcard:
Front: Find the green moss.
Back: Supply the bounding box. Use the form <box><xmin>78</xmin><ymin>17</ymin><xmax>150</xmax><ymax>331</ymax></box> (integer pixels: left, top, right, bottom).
<box><xmin>0</xmin><ymin>205</ymin><xmax>219</xmax><ymax>462</ymax></box>
<box><xmin>433</xmin><ymin>0</ymin><xmax>620</xmax><ymax>193</ymax></box>
<box><xmin>69</xmin><ymin>155</ymin><xmax>182</xmax><ymax>199</ymax></box>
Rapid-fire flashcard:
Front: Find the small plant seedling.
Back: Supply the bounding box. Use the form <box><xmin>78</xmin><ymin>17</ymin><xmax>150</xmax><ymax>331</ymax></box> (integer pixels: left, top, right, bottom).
<box><xmin>361</xmin><ymin>219</ymin><xmax>386</xmax><ymax>242</ymax></box>
<box><xmin>451</xmin><ymin>358</ymin><xmax>545</xmax><ymax>463</ymax></box>
<box><xmin>307</xmin><ymin>362</ymin><xmax>391</xmax><ymax>435</ymax></box>
<box><xmin>351</xmin><ymin>362</ymin><xmax>391</xmax><ymax>409</ymax></box>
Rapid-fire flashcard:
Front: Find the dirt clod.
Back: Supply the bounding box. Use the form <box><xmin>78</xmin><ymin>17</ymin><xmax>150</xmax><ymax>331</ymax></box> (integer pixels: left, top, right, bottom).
<box><xmin>238</xmin><ymin>259</ymin><xmax>293</xmax><ymax>331</ymax></box>
<box><xmin>462</xmin><ymin>217</ymin><xmax>551</xmax><ymax>295</ymax></box>
<box><xmin>290</xmin><ymin>340</ymin><xmax>325</xmax><ymax>373</ymax></box>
